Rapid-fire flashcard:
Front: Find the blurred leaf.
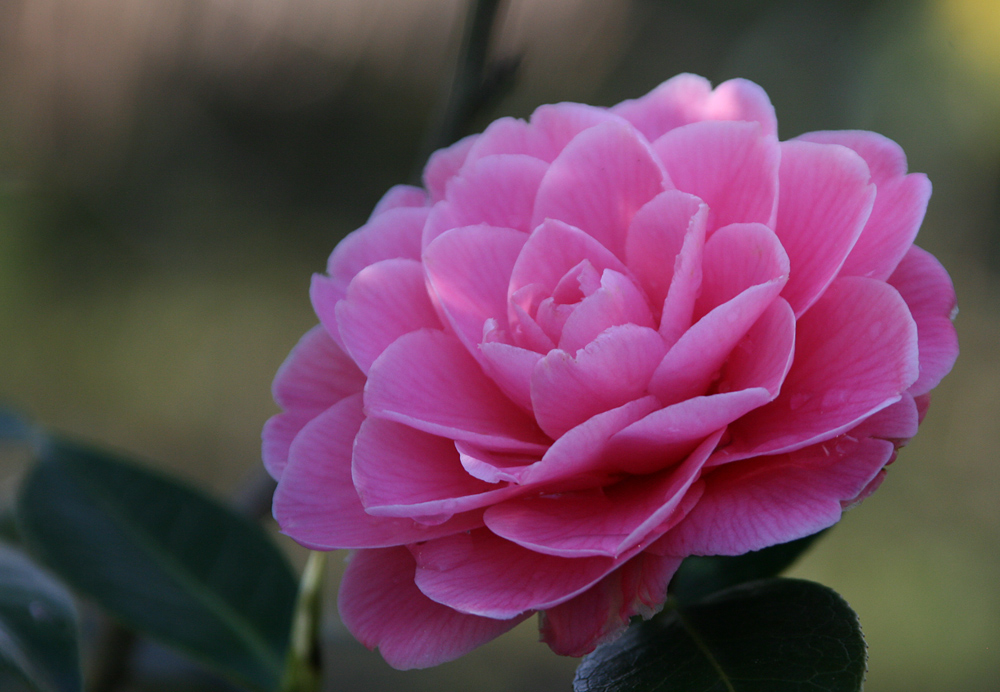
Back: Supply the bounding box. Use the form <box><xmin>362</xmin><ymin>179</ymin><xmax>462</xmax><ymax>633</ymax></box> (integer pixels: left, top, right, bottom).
<box><xmin>15</xmin><ymin>437</ymin><xmax>297</xmax><ymax>692</ymax></box>
<box><xmin>670</xmin><ymin>530</ymin><xmax>826</xmax><ymax>606</ymax></box>
<box><xmin>0</xmin><ymin>410</ymin><xmax>32</xmax><ymax>443</ymax></box>
<box><xmin>0</xmin><ymin>544</ymin><xmax>82</xmax><ymax>692</ymax></box>
<box><xmin>574</xmin><ymin>578</ymin><xmax>866</xmax><ymax>692</ymax></box>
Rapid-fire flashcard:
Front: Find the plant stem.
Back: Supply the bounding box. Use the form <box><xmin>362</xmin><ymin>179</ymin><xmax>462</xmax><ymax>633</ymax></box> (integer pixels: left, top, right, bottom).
<box><xmin>279</xmin><ymin>551</ymin><xmax>327</xmax><ymax>692</ymax></box>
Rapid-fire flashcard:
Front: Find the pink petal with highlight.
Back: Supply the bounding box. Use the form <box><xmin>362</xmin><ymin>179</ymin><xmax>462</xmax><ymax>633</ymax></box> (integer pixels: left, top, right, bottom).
<box><xmin>774</xmin><ymin>140</ymin><xmax>876</xmax><ymax>316</ymax></box>
<box><xmin>365</xmin><ymin>329</ymin><xmax>550</xmax><ymax>453</ymax></box>
<box><xmin>532</xmin><ymin>121</ymin><xmax>667</xmax><ymax>259</ymax></box>
<box><xmin>888</xmin><ymin>246</ymin><xmax>959</xmax><ymax>396</ymax></box>
<box><xmin>336</xmin><ymin>259</ymin><xmax>441</xmax><ymax>373</ymax></box>
<box><xmin>530</xmin><ymin>325</ymin><xmax>666</xmax><ymax>439</ymax></box>
<box><xmin>695</xmin><ymin>222</ymin><xmax>790</xmax><ymax>319</ymax></box>
<box><xmin>411</xmin><ymin>530</ymin><xmax>627</xmax><ymax>618</ymax></box>
<box><xmin>273</xmin><ymin>395</ymin><xmax>481</xmax><ymax>549</ymax></box>
<box><xmin>339</xmin><ymin>547</ymin><xmax>528</xmax><ymax>670</ymax></box>
<box><xmin>653</xmin><ymin>121</ymin><xmax>779</xmax><ymax>232</ymax></box>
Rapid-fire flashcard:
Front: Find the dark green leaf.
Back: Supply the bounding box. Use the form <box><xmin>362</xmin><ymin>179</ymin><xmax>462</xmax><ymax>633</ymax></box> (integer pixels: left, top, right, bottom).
<box><xmin>670</xmin><ymin>531</ymin><xmax>826</xmax><ymax>606</ymax></box>
<box><xmin>15</xmin><ymin>437</ymin><xmax>297</xmax><ymax>692</ymax></box>
<box><xmin>0</xmin><ymin>544</ymin><xmax>82</xmax><ymax>692</ymax></box>
<box><xmin>574</xmin><ymin>578</ymin><xmax>867</xmax><ymax>692</ymax></box>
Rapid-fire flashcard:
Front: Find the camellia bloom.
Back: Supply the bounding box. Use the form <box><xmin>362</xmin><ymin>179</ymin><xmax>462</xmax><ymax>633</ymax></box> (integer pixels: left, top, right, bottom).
<box><xmin>264</xmin><ymin>74</ymin><xmax>958</xmax><ymax>669</ymax></box>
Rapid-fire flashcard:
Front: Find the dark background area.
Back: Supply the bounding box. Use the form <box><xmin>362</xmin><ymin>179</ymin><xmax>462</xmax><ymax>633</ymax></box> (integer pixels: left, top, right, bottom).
<box><xmin>2</xmin><ymin>0</ymin><xmax>998</xmax><ymax>689</ymax></box>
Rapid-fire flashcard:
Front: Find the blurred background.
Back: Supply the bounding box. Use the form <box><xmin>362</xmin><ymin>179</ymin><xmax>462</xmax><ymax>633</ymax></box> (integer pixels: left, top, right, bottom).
<box><xmin>1</xmin><ymin>0</ymin><xmax>998</xmax><ymax>689</ymax></box>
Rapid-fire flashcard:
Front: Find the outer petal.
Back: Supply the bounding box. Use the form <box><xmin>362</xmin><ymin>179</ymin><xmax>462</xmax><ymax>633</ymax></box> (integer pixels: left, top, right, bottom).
<box><xmin>797</xmin><ymin>130</ymin><xmax>931</xmax><ymax>280</ymax></box>
<box><xmin>411</xmin><ymin>529</ymin><xmax>628</xmax><ymax>618</ymax></box>
<box><xmin>370</xmin><ymin>184</ymin><xmax>428</xmax><ymax>217</ymax></box>
<box><xmin>531</xmin><ymin>325</ymin><xmax>666</xmax><ymax>439</ymax></box>
<box><xmin>888</xmin><ymin>246</ymin><xmax>959</xmax><ymax>396</ymax></box>
<box><xmin>338</xmin><ymin>547</ymin><xmax>528</xmax><ymax>670</ymax></box>
<box><xmin>352</xmin><ymin>417</ymin><xmax>521</xmax><ymax>520</ymax></box>
<box><xmin>658</xmin><ymin>437</ymin><xmax>895</xmax><ymax>556</ymax></box>
<box><xmin>421</xmin><ymin>155</ymin><xmax>548</xmax><ymax>246</ymax></box>
<box><xmin>424</xmin><ymin>225</ymin><xmax>527</xmax><ymax>358</ymax></box>
<box><xmin>774</xmin><ymin>140</ymin><xmax>876</xmax><ymax>316</ymax></box>
<box><xmin>485</xmin><ymin>431</ymin><xmax>718</xmax><ymax>558</ymax></box>
<box><xmin>273</xmin><ymin>395</ymin><xmax>481</xmax><ymax>549</ymax></box>
<box><xmin>718</xmin><ymin>277</ymin><xmax>919</xmax><ymax>461</ymax></box>
<box><xmin>612</xmin><ymin>75</ymin><xmax>777</xmax><ymax>142</ymax></box>
<box><xmin>335</xmin><ymin>259</ymin><xmax>442</xmax><ymax>373</ymax></box>
<box><xmin>365</xmin><ymin>329</ymin><xmax>550</xmax><ymax>453</ymax></box>
<box><xmin>540</xmin><ymin>552</ymin><xmax>683</xmax><ymax>657</ymax></box>
<box><xmin>263</xmin><ymin>326</ymin><xmax>365</xmax><ymax>478</ymax></box>
<box><xmin>532</xmin><ymin>121</ymin><xmax>667</xmax><ymax>260</ymax></box>
<box><xmin>652</xmin><ymin>121</ymin><xmax>780</xmax><ymax>232</ymax></box>
<box><xmin>423</xmin><ymin>134</ymin><xmax>477</xmax><ymax>202</ymax></box>
<box><xmin>325</xmin><ymin>206</ymin><xmax>429</xmax><ymax>297</ymax></box>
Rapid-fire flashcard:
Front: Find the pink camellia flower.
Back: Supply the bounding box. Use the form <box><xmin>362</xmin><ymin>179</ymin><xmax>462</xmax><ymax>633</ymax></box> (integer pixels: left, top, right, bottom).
<box><xmin>264</xmin><ymin>74</ymin><xmax>958</xmax><ymax>669</ymax></box>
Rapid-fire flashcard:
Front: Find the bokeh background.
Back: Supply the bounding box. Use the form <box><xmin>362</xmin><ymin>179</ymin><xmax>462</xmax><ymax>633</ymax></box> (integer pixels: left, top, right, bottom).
<box><xmin>1</xmin><ymin>0</ymin><xmax>998</xmax><ymax>690</ymax></box>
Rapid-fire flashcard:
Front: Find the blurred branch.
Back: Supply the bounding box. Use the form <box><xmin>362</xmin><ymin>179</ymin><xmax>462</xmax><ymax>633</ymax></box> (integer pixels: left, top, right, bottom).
<box><xmin>414</xmin><ymin>0</ymin><xmax>519</xmax><ymax>181</ymax></box>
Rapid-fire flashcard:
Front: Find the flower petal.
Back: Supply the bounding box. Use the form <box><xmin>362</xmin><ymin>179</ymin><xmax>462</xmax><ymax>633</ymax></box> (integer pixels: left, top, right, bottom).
<box><xmin>338</xmin><ymin>547</ymin><xmax>528</xmax><ymax>670</ymax></box>
<box><xmin>335</xmin><ymin>259</ymin><xmax>441</xmax><ymax>374</ymax></box>
<box><xmin>424</xmin><ymin>225</ymin><xmax>528</xmax><ymax>357</ymax></box>
<box><xmin>797</xmin><ymin>130</ymin><xmax>931</xmax><ymax>281</ymax></box>
<box><xmin>539</xmin><ymin>552</ymin><xmax>683</xmax><ymax>657</ymax></box>
<box><xmin>423</xmin><ymin>134</ymin><xmax>477</xmax><ymax>202</ymax></box>
<box><xmin>365</xmin><ymin>329</ymin><xmax>550</xmax><ymax>453</ymax></box>
<box><xmin>888</xmin><ymin>246</ymin><xmax>959</xmax><ymax>396</ymax></box>
<box><xmin>485</xmin><ymin>431</ymin><xmax>718</xmax><ymax>558</ymax></box>
<box><xmin>532</xmin><ymin>121</ymin><xmax>667</xmax><ymax>259</ymax></box>
<box><xmin>557</xmin><ymin>270</ymin><xmax>656</xmax><ymax>354</ymax></box>
<box><xmin>652</xmin><ymin>121</ymin><xmax>780</xmax><ymax>233</ymax></box>
<box><xmin>353</xmin><ymin>417</ymin><xmax>522</xmax><ymax>520</ymax></box>
<box><xmin>719</xmin><ymin>277</ymin><xmax>919</xmax><ymax>461</ymax></box>
<box><xmin>531</xmin><ymin>325</ymin><xmax>666</xmax><ymax>439</ymax></box>
<box><xmin>411</xmin><ymin>530</ymin><xmax>626</xmax><ymax>618</ymax></box>
<box><xmin>658</xmin><ymin>437</ymin><xmax>895</xmax><ymax>556</ymax></box>
<box><xmin>273</xmin><ymin>395</ymin><xmax>482</xmax><ymax>549</ymax></box>
<box><xmin>370</xmin><ymin>184</ymin><xmax>428</xmax><ymax>217</ymax></box>
<box><xmin>774</xmin><ymin>140</ymin><xmax>876</xmax><ymax>316</ymax></box>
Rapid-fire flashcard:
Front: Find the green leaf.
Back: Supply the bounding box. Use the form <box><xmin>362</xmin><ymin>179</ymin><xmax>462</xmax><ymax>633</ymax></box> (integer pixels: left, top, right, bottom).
<box><xmin>0</xmin><ymin>409</ymin><xmax>32</xmax><ymax>443</ymax></box>
<box><xmin>670</xmin><ymin>531</ymin><xmax>826</xmax><ymax>606</ymax></box>
<box><xmin>574</xmin><ymin>578</ymin><xmax>867</xmax><ymax>692</ymax></box>
<box><xmin>0</xmin><ymin>544</ymin><xmax>82</xmax><ymax>692</ymax></box>
<box><xmin>15</xmin><ymin>437</ymin><xmax>298</xmax><ymax>692</ymax></box>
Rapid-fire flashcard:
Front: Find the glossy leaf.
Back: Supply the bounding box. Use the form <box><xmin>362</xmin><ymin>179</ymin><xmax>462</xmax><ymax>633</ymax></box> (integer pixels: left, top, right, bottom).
<box><xmin>0</xmin><ymin>544</ymin><xmax>82</xmax><ymax>692</ymax></box>
<box><xmin>15</xmin><ymin>437</ymin><xmax>298</xmax><ymax>692</ymax></box>
<box><xmin>574</xmin><ymin>578</ymin><xmax>866</xmax><ymax>692</ymax></box>
<box><xmin>670</xmin><ymin>530</ymin><xmax>826</xmax><ymax>606</ymax></box>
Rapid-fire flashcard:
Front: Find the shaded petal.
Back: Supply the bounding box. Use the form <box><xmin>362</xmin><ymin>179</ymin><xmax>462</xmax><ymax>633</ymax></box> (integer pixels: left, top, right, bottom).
<box><xmin>649</xmin><ymin>278</ymin><xmax>786</xmax><ymax>406</ymax></box>
<box><xmin>625</xmin><ymin>190</ymin><xmax>707</xmax><ymax>314</ymax></box>
<box><xmin>353</xmin><ymin>417</ymin><xmax>522</xmax><ymax>520</ymax></box>
<box><xmin>888</xmin><ymin>246</ymin><xmax>959</xmax><ymax>396</ymax></box>
<box><xmin>424</xmin><ymin>225</ymin><xmax>527</xmax><ymax>357</ymax></box>
<box><xmin>848</xmin><ymin>391</ymin><xmax>919</xmax><ymax>445</ymax></box>
<box><xmin>797</xmin><ymin>130</ymin><xmax>931</xmax><ymax>281</ymax></box>
<box><xmin>423</xmin><ymin>134</ymin><xmax>477</xmax><ymax>202</ymax></box>
<box><xmin>421</xmin><ymin>155</ymin><xmax>548</xmax><ymax>247</ymax></box>
<box><xmin>273</xmin><ymin>395</ymin><xmax>481</xmax><ymax>549</ymax></box>
<box><xmin>457</xmin><ymin>442</ymin><xmax>539</xmax><ymax>485</ymax></box>
<box><xmin>717</xmin><ymin>297</ymin><xmax>796</xmax><ymax>396</ymax></box>
<box><xmin>695</xmin><ymin>222</ymin><xmax>790</xmax><ymax>319</ymax></box>
<box><xmin>520</xmin><ymin>396</ymin><xmax>660</xmax><ymax>487</ymax></box>
<box><xmin>558</xmin><ymin>270</ymin><xmax>656</xmax><ymax>354</ymax></box>
<box><xmin>774</xmin><ymin>140</ymin><xmax>876</xmax><ymax>316</ymax></box>
<box><xmin>718</xmin><ymin>277</ymin><xmax>919</xmax><ymax>461</ymax></box>
<box><xmin>532</xmin><ymin>121</ymin><xmax>667</xmax><ymax>259</ymax></box>
<box><xmin>652</xmin><ymin>121</ymin><xmax>779</xmax><ymax>232</ymax></box>
<box><xmin>478</xmin><ymin>334</ymin><xmax>542</xmax><ymax>412</ymax></box>
<box><xmin>531</xmin><ymin>325</ymin><xmax>666</xmax><ymax>439</ymax></box>
<box><xmin>336</xmin><ymin>259</ymin><xmax>441</xmax><ymax>374</ymax></box>
<box><xmin>262</xmin><ymin>411</ymin><xmax>313</xmax><ymax>481</ymax></box>
<box><xmin>657</xmin><ymin>437</ymin><xmax>895</xmax><ymax>556</ymax></box>
<box><xmin>338</xmin><ymin>547</ymin><xmax>528</xmax><ymax>670</ymax></box>
<box><xmin>411</xmin><ymin>529</ymin><xmax>626</xmax><ymax>618</ymax></box>
<box><xmin>607</xmin><ymin>390</ymin><xmax>769</xmax><ymax>475</ymax></box>
<box><xmin>485</xmin><ymin>431</ymin><xmax>718</xmax><ymax>558</ymax></box>
<box><xmin>326</xmin><ymin>206</ymin><xmax>429</xmax><ymax>297</ymax></box>
<box><xmin>612</xmin><ymin>74</ymin><xmax>777</xmax><ymax>142</ymax></box>
<box><xmin>370</xmin><ymin>184</ymin><xmax>428</xmax><ymax>217</ymax></box>
<box><xmin>540</xmin><ymin>552</ymin><xmax>683</xmax><ymax>657</ymax></box>
<box><xmin>365</xmin><ymin>329</ymin><xmax>550</xmax><ymax>453</ymax></box>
